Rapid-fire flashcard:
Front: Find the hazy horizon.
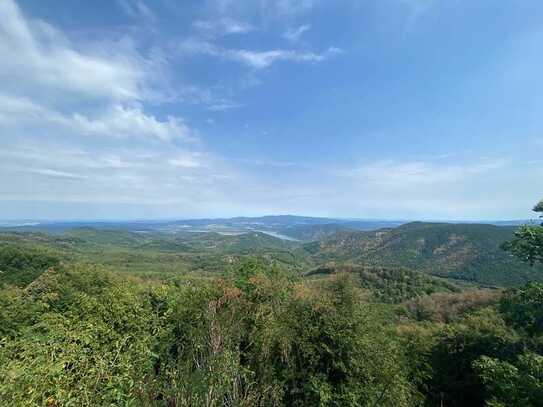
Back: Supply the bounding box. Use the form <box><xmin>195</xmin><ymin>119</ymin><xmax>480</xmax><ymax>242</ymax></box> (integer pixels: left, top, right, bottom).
<box><xmin>1</xmin><ymin>0</ymin><xmax>542</xmax><ymax>220</ymax></box>
<box><xmin>0</xmin><ymin>214</ymin><xmax>536</xmax><ymax>224</ymax></box>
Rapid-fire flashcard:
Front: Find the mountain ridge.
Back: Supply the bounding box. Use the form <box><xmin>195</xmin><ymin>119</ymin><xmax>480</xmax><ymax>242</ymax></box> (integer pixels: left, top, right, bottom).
<box><xmin>303</xmin><ymin>221</ymin><xmax>543</xmax><ymax>286</ymax></box>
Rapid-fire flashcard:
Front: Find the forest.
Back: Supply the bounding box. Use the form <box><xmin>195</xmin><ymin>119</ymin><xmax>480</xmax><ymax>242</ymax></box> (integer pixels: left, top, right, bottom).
<box><xmin>1</xmin><ymin>201</ymin><xmax>543</xmax><ymax>406</ymax></box>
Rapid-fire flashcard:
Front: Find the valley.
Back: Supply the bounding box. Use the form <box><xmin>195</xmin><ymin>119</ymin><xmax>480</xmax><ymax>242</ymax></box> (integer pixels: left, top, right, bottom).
<box><xmin>2</xmin><ymin>217</ymin><xmax>540</xmax><ymax>288</ymax></box>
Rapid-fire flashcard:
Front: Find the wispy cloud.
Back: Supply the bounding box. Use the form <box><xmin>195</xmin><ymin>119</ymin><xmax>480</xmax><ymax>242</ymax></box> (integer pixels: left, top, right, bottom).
<box><xmin>0</xmin><ymin>94</ymin><xmax>193</xmax><ymax>142</ymax></box>
<box><xmin>0</xmin><ymin>140</ymin><xmax>237</xmax><ymax>208</ymax></box>
<box><xmin>116</xmin><ymin>0</ymin><xmax>156</xmax><ymax>22</ymax></box>
<box><xmin>235</xmin><ymin>158</ymin><xmax>307</xmax><ymax>168</ymax></box>
<box><xmin>283</xmin><ymin>24</ymin><xmax>311</xmax><ymax>42</ymax></box>
<box><xmin>0</xmin><ymin>0</ymin><xmax>240</xmax><ymax>212</ymax></box>
<box><xmin>0</xmin><ymin>0</ymin><xmax>198</xmax><ymax>143</ymax></box>
<box><xmin>340</xmin><ymin>159</ymin><xmax>508</xmax><ymax>187</ymax></box>
<box><xmin>0</xmin><ymin>0</ymin><xmax>144</xmax><ymax>103</ymax></box>
<box><xmin>179</xmin><ymin>38</ymin><xmax>343</xmax><ymax>69</ymax></box>
<box><xmin>168</xmin><ymin>152</ymin><xmax>205</xmax><ymax>168</ymax></box>
<box><xmin>399</xmin><ymin>0</ymin><xmax>436</xmax><ymax>27</ymax></box>
<box><xmin>193</xmin><ymin>17</ymin><xmax>254</xmax><ymax>36</ymax></box>
<box><xmin>206</xmin><ymin>101</ymin><xmax>244</xmax><ymax>111</ymax></box>
<box><xmin>28</xmin><ymin>168</ymin><xmax>87</xmax><ymax>180</ymax></box>
<box><xmin>270</xmin><ymin>0</ymin><xmax>315</xmax><ymax>17</ymax></box>
<box><xmin>205</xmin><ymin>0</ymin><xmax>315</xmax><ymax>19</ymax></box>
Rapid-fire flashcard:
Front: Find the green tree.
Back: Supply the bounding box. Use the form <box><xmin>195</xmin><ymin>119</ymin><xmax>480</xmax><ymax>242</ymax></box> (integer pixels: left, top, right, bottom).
<box><xmin>0</xmin><ymin>245</ymin><xmax>59</xmax><ymax>288</ymax></box>
<box><xmin>500</xmin><ymin>282</ymin><xmax>543</xmax><ymax>336</ymax></box>
<box><xmin>503</xmin><ymin>199</ymin><xmax>543</xmax><ymax>265</ymax></box>
<box><xmin>474</xmin><ymin>352</ymin><xmax>543</xmax><ymax>407</ymax></box>
<box><xmin>426</xmin><ymin>309</ymin><xmax>519</xmax><ymax>407</ymax></box>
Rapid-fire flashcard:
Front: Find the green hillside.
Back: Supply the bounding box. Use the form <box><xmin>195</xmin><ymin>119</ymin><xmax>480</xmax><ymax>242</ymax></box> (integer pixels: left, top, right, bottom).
<box><xmin>0</xmin><ymin>245</ymin><xmax>60</xmax><ymax>288</ymax></box>
<box><xmin>305</xmin><ymin>222</ymin><xmax>543</xmax><ymax>286</ymax></box>
<box><xmin>306</xmin><ymin>264</ymin><xmax>460</xmax><ymax>303</ymax></box>
<box><xmin>0</xmin><ymin>229</ymin><xmax>304</xmax><ymax>278</ymax></box>
<box><xmin>169</xmin><ymin>231</ymin><xmax>297</xmax><ymax>253</ymax></box>
<box><xmin>279</xmin><ymin>223</ymin><xmax>351</xmax><ymax>241</ymax></box>
<box><xmin>279</xmin><ymin>220</ymin><xmax>406</xmax><ymax>241</ymax></box>
<box><xmin>65</xmin><ymin>227</ymin><xmax>151</xmax><ymax>246</ymax></box>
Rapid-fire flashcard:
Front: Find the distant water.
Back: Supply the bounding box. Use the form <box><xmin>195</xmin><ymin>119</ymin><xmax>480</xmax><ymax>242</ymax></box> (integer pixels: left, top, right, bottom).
<box><xmin>257</xmin><ymin>230</ymin><xmax>300</xmax><ymax>241</ymax></box>
<box><xmin>0</xmin><ymin>221</ymin><xmax>41</xmax><ymax>227</ymax></box>
<box><xmin>174</xmin><ymin>228</ymin><xmax>300</xmax><ymax>241</ymax></box>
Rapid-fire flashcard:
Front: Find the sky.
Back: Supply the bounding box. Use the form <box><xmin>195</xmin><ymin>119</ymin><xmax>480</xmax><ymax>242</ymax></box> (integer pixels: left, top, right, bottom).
<box><xmin>0</xmin><ymin>0</ymin><xmax>542</xmax><ymax>221</ymax></box>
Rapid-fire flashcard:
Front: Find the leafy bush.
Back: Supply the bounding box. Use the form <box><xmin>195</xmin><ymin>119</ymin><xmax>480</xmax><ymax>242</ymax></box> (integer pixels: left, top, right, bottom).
<box><xmin>0</xmin><ymin>261</ymin><xmax>420</xmax><ymax>406</ymax></box>
<box><xmin>405</xmin><ymin>289</ymin><xmax>502</xmax><ymax>323</ymax></box>
<box><xmin>474</xmin><ymin>352</ymin><xmax>543</xmax><ymax>407</ymax></box>
<box><xmin>0</xmin><ymin>245</ymin><xmax>60</xmax><ymax>288</ymax></box>
<box><xmin>500</xmin><ymin>282</ymin><xmax>543</xmax><ymax>336</ymax></box>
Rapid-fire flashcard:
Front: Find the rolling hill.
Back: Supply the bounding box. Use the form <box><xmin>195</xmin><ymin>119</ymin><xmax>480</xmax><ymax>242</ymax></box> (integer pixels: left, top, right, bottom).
<box><xmin>306</xmin><ymin>264</ymin><xmax>461</xmax><ymax>303</ymax></box>
<box><xmin>278</xmin><ymin>220</ymin><xmax>406</xmax><ymax>241</ymax></box>
<box><xmin>303</xmin><ymin>222</ymin><xmax>543</xmax><ymax>286</ymax></box>
<box><xmin>3</xmin><ymin>221</ymin><xmax>540</xmax><ymax>287</ymax></box>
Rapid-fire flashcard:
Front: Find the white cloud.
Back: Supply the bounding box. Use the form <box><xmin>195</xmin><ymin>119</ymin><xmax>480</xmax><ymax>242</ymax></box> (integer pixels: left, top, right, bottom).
<box><xmin>117</xmin><ymin>0</ymin><xmax>156</xmax><ymax>22</ymax></box>
<box><xmin>179</xmin><ymin>38</ymin><xmax>342</xmax><ymax>69</ymax></box>
<box><xmin>163</xmin><ymin>84</ymin><xmax>243</xmax><ymax>112</ymax></box>
<box><xmin>229</xmin><ymin>49</ymin><xmax>319</xmax><ymax>68</ymax></box>
<box><xmin>168</xmin><ymin>153</ymin><xmax>205</xmax><ymax>168</ymax></box>
<box><xmin>71</xmin><ymin>105</ymin><xmax>194</xmax><ymax>142</ymax></box>
<box><xmin>275</xmin><ymin>0</ymin><xmax>314</xmax><ymax>16</ymax></box>
<box><xmin>0</xmin><ymin>0</ymin><xmax>197</xmax><ymax>143</ymax></box>
<box><xmin>343</xmin><ymin>159</ymin><xmax>508</xmax><ymax>187</ymax></box>
<box><xmin>0</xmin><ymin>139</ymin><xmax>238</xmax><ymax>209</ymax></box>
<box><xmin>399</xmin><ymin>0</ymin><xmax>436</xmax><ymax>27</ymax></box>
<box><xmin>28</xmin><ymin>168</ymin><xmax>87</xmax><ymax>180</ymax></box>
<box><xmin>0</xmin><ymin>0</ymin><xmax>244</xmax><ymax>216</ymax></box>
<box><xmin>284</xmin><ymin>24</ymin><xmax>311</xmax><ymax>42</ymax></box>
<box><xmin>0</xmin><ymin>94</ymin><xmax>193</xmax><ymax>142</ymax></box>
<box><xmin>0</xmin><ymin>0</ymin><xmax>144</xmax><ymax>103</ymax></box>
<box><xmin>205</xmin><ymin>0</ymin><xmax>315</xmax><ymax>19</ymax></box>
<box><xmin>207</xmin><ymin>101</ymin><xmax>244</xmax><ymax>111</ymax></box>
<box><xmin>193</xmin><ymin>17</ymin><xmax>254</xmax><ymax>36</ymax></box>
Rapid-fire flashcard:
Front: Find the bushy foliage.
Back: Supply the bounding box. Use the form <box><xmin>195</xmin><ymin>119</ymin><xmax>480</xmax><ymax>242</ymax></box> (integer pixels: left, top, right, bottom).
<box><xmin>0</xmin><ymin>245</ymin><xmax>60</xmax><ymax>288</ymax></box>
<box><xmin>502</xmin><ymin>199</ymin><xmax>543</xmax><ymax>265</ymax></box>
<box><xmin>309</xmin><ymin>222</ymin><xmax>543</xmax><ymax>286</ymax></box>
<box><xmin>0</xmin><ymin>260</ymin><xmax>420</xmax><ymax>406</ymax></box>
<box><xmin>503</xmin><ymin>225</ymin><xmax>543</xmax><ymax>265</ymax></box>
<box><xmin>424</xmin><ymin>308</ymin><xmax>520</xmax><ymax>406</ymax></box>
<box><xmin>474</xmin><ymin>352</ymin><xmax>543</xmax><ymax>407</ymax></box>
<box><xmin>0</xmin><ymin>265</ymin><xmax>157</xmax><ymax>406</ymax></box>
<box><xmin>405</xmin><ymin>289</ymin><xmax>502</xmax><ymax>323</ymax></box>
<box><xmin>500</xmin><ymin>282</ymin><xmax>543</xmax><ymax>336</ymax></box>
<box><xmin>307</xmin><ymin>264</ymin><xmax>458</xmax><ymax>303</ymax></box>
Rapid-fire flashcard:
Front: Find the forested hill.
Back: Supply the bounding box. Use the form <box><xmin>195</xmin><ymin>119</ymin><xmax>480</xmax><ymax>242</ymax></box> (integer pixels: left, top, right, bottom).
<box><xmin>304</xmin><ymin>222</ymin><xmax>543</xmax><ymax>286</ymax></box>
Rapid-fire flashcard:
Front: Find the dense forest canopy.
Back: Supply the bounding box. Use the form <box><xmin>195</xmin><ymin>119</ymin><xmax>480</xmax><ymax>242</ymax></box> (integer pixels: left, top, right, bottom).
<box><xmin>0</xmin><ymin>200</ymin><xmax>543</xmax><ymax>406</ymax></box>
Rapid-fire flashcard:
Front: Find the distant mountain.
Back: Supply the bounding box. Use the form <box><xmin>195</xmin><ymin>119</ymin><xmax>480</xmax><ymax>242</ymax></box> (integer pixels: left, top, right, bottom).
<box><xmin>0</xmin><ymin>228</ymin><xmax>304</xmax><ymax>278</ymax></box>
<box><xmin>2</xmin><ymin>221</ymin><xmax>540</xmax><ymax>287</ymax></box>
<box><xmin>172</xmin><ymin>231</ymin><xmax>298</xmax><ymax>253</ymax></box>
<box><xmin>303</xmin><ymin>222</ymin><xmax>543</xmax><ymax>287</ymax></box>
<box><xmin>0</xmin><ymin>216</ymin><xmax>405</xmax><ymax>236</ymax></box>
<box><xmin>65</xmin><ymin>227</ymin><xmax>149</xmax><ymax>246</ymax></box>
<box><xmin>61</xmin><ymin>227</ymin><xmax>297</xmax><ymax>253</ymax></box>
<box><xmin>171</xmin><ymin>215</ymin><xmax>339</xmax><ymax>227</ymax></box>
<box><xmin>1</xmin><ymin>216</ymin><xmax>531</xmax><ymax>240</ymax></box>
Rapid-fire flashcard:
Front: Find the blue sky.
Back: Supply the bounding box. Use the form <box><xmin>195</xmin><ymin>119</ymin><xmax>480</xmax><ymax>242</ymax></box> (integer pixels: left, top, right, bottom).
<box><xmin>0</xmin><ymin>0</ymin><xmax>542</xmax><ymax>220</ymax></box>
